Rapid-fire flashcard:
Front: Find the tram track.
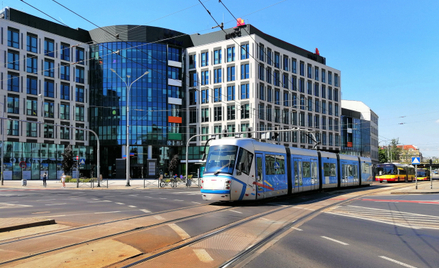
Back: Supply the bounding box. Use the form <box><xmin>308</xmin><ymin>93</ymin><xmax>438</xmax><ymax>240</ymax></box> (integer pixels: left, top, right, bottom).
<box><xmin>0</xmin><ymin>184</ymin><xmax>410</xmax><ymax>267</ymax></box>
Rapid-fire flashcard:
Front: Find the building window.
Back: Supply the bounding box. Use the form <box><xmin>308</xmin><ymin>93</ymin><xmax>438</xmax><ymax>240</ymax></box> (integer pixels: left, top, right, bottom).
<box><xmin>334</xmin><ymin>74</ymin><xmax>339</xmax><ymax>87</ymax></box>
<box><xmin>315</xmin><ymin>99</ymin><xmax>320</xmax><ymax>113</ymax></box>
<box><xmin>76</xmin><ymin>67</ymin><xmax>85</xmax><ymax>83</ymax></box>
<box><xmin>314</xmin><ymin>115</ymin><xmax>320</xmax><ymax>128</ymax></box>
<box><xmin>328</xmin><ymin>102</ymin><xmax>333</xmax><ymax>115</ymax></box>
<box><xmin>8</xmin><ymin>51</ymin><xmax>20</xmax><ymax>71</ymax></box>
<box><xmin>213</xmin><ymin>68</ymin><xmax>222</xmax><ymax>84</ymax></box>
<box><xmin>266</xmin><ymin>106</ymin><xmax>272</xmax><ymax>121</ymax></box>
<box><xmin>201</xmin><ymin>89</ymin><xmax>209</xmax><ymax>103</ymax></box>
<box><xmin>335</xmin><ymin>103</ymin><xmax>339</xmax><ymax>116</ymax></box>
<box><xmin>328</xmin><ymin>71</ymin><xmax>332</xmax><ymax>85</ymax></box>
<box><xmin>273</xmin><ymin>71</ymin><xmax>280</xmax><ymax>87</ymax></box>
<box><xmin>201</xmin><ymin>108</ymin><xmax>209</xmax><ymax>122</ymax></box>
<box><xmin>60</xmin><ymin>124</ymin><xmax>70</xmax><ymax>139</ymax></box>
<box><xmin>227</xmin><ymin>46</ymin><xmax>235</xmax><ymax>62</ymax></box>
<box><xmin>214</xmin><ymin>87</ymin><xmax>222</xmax><ymax>102</ymax></box>
<box><xmin>27</xmin><ymin>76</ymin><xmax>38</xmax><ymax>95</ymax></box>
<box><xmin>44</xmin><ymin>102</ymin><xmax>55</xmax><ymax>118</ymax></box>
<box><xmin>7</xmin><ymin>73</ymin><xmax>19</xmax><ymax>92</ymax></box>
<box><xmin>189</xmin><ymin>71</ymin><xmax>197</xmax><ymax>87</ymax></box>
<box><xmin>26</xmin><ymin>122</ymin><xmax>38</xmax><ymax>137</ymax></box>
<box><xmin>314</xmin><ymin>83</ymin><xmax>319</xmax><ymax>97</ymax></box>
<box><xmin>282</xmin><ymin>73</ymin><xmax>289</xmax><ymax>89</ymax></box>
<box><xmin>201</xmin><ymin>126</ymin><xmax>208</xmax><ymax>141</ymax></box>
<box><xmin>8</xmin><ymin>28</ymin><xmax>19</xmax><ymax>48</ymax></box>
<box><xmin>44</xmin><ymin>39</ymin><xmax>55</xmax><ymax>57</ymax></box>
<box><xmin>189</xmin><ymin>108</ymin><xmax>197</xmax><ymax>123</ymax></box>
<box><xmin>334</xmin><ymin>88</ymin><xmax>339</xmax><ymax>102</ymax></box>
<box><xmin>307</xmin><ymin>64</ymin><xmax>312</xmax><ymax>79</ymax></box>
<box><xmin>300</xmin><ymin>61</ymin><xmax>305</xmax><ymax>76</ymax></box>
<box><xmin>189</xmin><ymin>54</ymin><xmax>196</xmax><ymax>69</ymax></box>
<box><xmin>259</xmin><ymin>44</ymin><xmax>264</xmax><ymax>61</ymax></box>
<box><xmin>292</xmin><ymin>93</ymin><xmax>297</xmax><ymax>108</ymax></box>
<box><xmin>321</xmin><ymin>85</ymin><xmax>326</xmax><ymax>98</ymax></box>
<box><xmin>76</xmin><ymin>86</ymin><xmax>84</xmax><ymax>102</ymax></box>
<box><xmin>274</xmin><ymin>52</ymin><xmax>280</xmax><ymax>68</ymax></box>
<box><xmin>227</xmin><ymin>124</ymin><xmax>235</xmax><ymax>136</ymax></box>
<box><xmin>283</xmin><ymin>91</ymin><xmax>289</xmax><ymax>106</ymax></box>
<box><xmin>300</xmin><ymin>95</ymin><xmax>305</xmax><ymax>110</ymax></box>
<box><xmin>201</xmin><ymin>51</ymin><xmax>209</xmax><ymax>67</ymax></box>
<box><xmin>308</xmin><ymin>113</ymin><xmax>313</xmax><ymax>127</ymax></box>
<box><xmin>76</xmin><ymin>48</ymin><xmax>85</xmax><ymax>64</ymax></box>
<box><xmin>7</xmin><ymin>120</ymin><xmax>19</xmax><ymax>136</ymax></box>
<box><xmin>321</xmin><ymin>69</ymin><xmax>326</xmax><ymax>83</ymax></box>
<box><xmin>76</xmin><ymin>128</ymin><xmax>85</xmax><ymax>141</ymax></box>
<box><xmin>61</xmin><ymin>43</ymin><xmax>70</xmax><ymax>61</ymax></box>
<box><xmin>267</xmin><ymin>87</ymin><xmax>272</xmax><ymax>103</ymax></box>
<box><xmin>27</xmin><ymin>34</ymin><xmax>38</xmax><ymax>53</ymax></box>
<box><xmin>259</xmin><ymin>104</ymin><xmax>265</xmax><ymax>120</ymax></box>
<box><xmin>259</xmin><ymin>84</ymin><xmax>265</xmax><ymax>101</ymax></box>
<box><xmin>292</xmin><ymin>59</ymin><xmax>297</xmax><ymax>74</ymax></box>
<box><xmin>214</xmin><ymin>106</ymin><xmax>222</xmax><ymax>121</ymax></box>
<box><xmin>274</xmin><ymin>89</ymin><xmax>280</xmax><ymax>105</ymax></box>
<box><xmin>266</xmin><ymin>67</ymin><xmax>272</xmax><ymax>84</ymax></box>
<box><xmin>44</xmin><ymin>80</ymin><xmax>55</xmax><ymax>98</ymax></box>
<box><xmin>308</xmin><ymin>98</ymin><xmax>313</xmax><ymax>111</ymax></box>
<box><xmin>227</xmin><ymin>66</ymin><xmax>235</xmax><ymax>81</ymax></box>
<box><xmin>241</xmin><ymin>44</ymin><xmax>249</xmax><ymax>59</ymax></box>
<box><xmin>299</xmin><ymin>78</ymin><xmax>305</xmax><ymax>93</ymax></box>
<box><xmin>322</xmin><ymin>101</ymin><xmax>326</xmax><ymax>114</ymax></box>
<box><xmin>227</xmin><ymin>105</ymin><xmax>235</xmax><ymax>120</ymax></box>
<box><xmin>241</xmin><ymin>104</ymin><xmax>250</xmax><ymax>119</ymax></box>
<box><xmin>322</xmin><ymin>116</ymin><xmax>326</xmax><ymax>130</ymax></box>
<box><xmin>258</xmin><ymin>64</ymin><xmax>264</xmax><ymax>81</ymax></box>
<box><xmin>292</xmin><ymin>111</ymin><xmax>297</xmax><ymax>125</ymax></box>
<box><xmin>189</xmin><ymin>90</ymin><xmax>197</xmax><ymax>105</ymax></box>
<box><xmin>201</xmin><ymin>70</ymin><xmax>209</xmax><ymax>85</ymax></box>
<box><xmin>26</xmin><ymin>99</ymin><xmax>38</xmax><ymax>116</ymax></box>
<box><xmin>283</xmin><ymin>56</ymin><xmax>289</xmax><ymax>71</ymax></box>
<box><xmin>61</xmin><ymin>64</ymin><xmax>70</xmax><ymax>81</ymax></box>
<box><xmin>7</xmin><ymin>96</ymin><xmax>19</xmax><ymax>114</ymax></box>
<box><xmin>60</xmin><ymin>103</ymin><xmax>70</xmax><ymax>120</ymax></box>
<box><xmin>299</xmin><ymin>112</ymin><xmax>305</xmax><ymax>127</ymax></box>
<box><xmin>214</xmin><ymin>49</ymin><xmax>221</xmax><ymax>64</ymax></box>
<box><xmin>44</xmin><ymin>60</ymin><xmax>55</xmax><ymax>77</ymax></box>
<box><xmin>274</xmin><ymin>108</ymin><xmax>280</xmax><ymax>123</ymax></box>
<box><xmin>241</xmin><ymin>63</ymin><xmax>249</xmax><ymax>79</ymax></box>
<box><xmin>241</xmin><ymin>84</ymin><xmax>249</xmax><ymax>99</ymax></box>
<box><xmin>60</xmin><ymin>83</ymin><xmax>70</xmax><ymax>100</ymax></box>
<box><xmin>76</xmin><ymin>106</ymin><xmax>85</xmax><ymax>121</ymax></box>
<box><xmin>267</xmin><ymin>48</ymin><xmax>272</xmax><ymax>65</ymax></box>
<box><xmin>227</xmin><ymin>86</ymin><xmax>235</xmax><ymax>101</ymax></box>
<box><xmin>307</xmin><ymin>80</ymin><xmax>312</xmax><ymax>95</ymax></box>
<box><xmin>27</xmin><ymin>55</ymin><xmax>38</xmax><ymax>74</ymax></box>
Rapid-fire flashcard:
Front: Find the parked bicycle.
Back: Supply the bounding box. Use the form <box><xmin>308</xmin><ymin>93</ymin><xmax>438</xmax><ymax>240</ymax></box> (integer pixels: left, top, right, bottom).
<box><xmin>159</xmin><ymin>178</ymin><xmax>177</xmax><ymax>188</ymax></box>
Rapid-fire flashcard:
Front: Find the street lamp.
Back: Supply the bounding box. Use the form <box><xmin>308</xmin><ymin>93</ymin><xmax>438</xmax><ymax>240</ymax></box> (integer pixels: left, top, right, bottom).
<box><xmin>110</xmin><ymin>69</ymin><xmax>149</xmax><ymax>186</ymax></box>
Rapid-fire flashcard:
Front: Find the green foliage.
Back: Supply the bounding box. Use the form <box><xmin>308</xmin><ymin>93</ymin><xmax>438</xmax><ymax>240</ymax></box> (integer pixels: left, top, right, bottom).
<box><xmin>378</xmin><ymin>147</ymin><xmax>388</xmax><ymax>163</ymax></box>
<box><xmin>62</xmin><ymin>145</ymin><xmax>74</xmax><ymax>175</ymax></box>
<box><xmin>168</xmin><ymin>154</ymin><xmax>179</xmax><ymax>175</ymax></box>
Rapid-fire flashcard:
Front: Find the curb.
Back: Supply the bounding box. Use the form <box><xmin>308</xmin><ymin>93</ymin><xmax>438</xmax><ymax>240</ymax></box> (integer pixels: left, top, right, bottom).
<box><xmin>391</xmin><ymin>191</ymin><xmax>439</xmax><ymax>195</ymax></box>
<box><xmin>0</xmin><ymin>219</ymin><xmax>56</xmax><ymax>233</ymax></box>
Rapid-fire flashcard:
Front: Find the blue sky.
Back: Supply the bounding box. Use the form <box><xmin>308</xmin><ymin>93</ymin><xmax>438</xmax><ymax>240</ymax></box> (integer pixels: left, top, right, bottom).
<box><xmin>6</xmin><ymin>0</ymin><xmax>439</xmax><ymax>157</ymax></box>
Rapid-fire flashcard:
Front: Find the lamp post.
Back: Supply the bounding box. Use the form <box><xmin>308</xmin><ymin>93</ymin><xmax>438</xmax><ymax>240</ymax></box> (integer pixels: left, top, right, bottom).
<box><xmin>110</xmin><ymin>69</ymin><xmax>149</xmax><ymax>186</ymax></box>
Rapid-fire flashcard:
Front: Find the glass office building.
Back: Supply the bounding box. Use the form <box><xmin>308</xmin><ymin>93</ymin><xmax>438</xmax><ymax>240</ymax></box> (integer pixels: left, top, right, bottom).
<box><xmin>89</xmin><ymin>26</ymin><xmax>190</xmax><ymax>178</ymax></box>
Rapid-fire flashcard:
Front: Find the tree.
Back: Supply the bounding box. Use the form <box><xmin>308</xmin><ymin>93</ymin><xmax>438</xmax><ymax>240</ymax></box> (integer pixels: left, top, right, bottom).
<box><xmin>62</xmin><ymin>145</ymin><xmax>74</xmax><ymax>175</ymax></box>
<box><xmin>389</xmin><ymin>138</ymin><xmax>401</xmax><ymax>162</ymax></box>
<box><xmin>378</xmin><ymin>147</ymin><xmax>388</xmax><ymax>163</ymax></box>
<box><xmin>168</xmin><ymin>154</ymin><xmax>179</xmax><ymax>176</ymax></box>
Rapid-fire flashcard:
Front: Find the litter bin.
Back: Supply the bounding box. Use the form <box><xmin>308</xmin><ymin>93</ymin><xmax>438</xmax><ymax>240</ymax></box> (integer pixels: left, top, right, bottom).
<box><xmin>22</xmin><ymin>178</ymin><xmax>27</xmax><ymax>186</ymax></box>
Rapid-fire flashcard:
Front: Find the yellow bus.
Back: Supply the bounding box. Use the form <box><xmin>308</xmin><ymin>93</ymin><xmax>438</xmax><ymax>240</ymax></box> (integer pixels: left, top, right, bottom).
<box><xmin>375</xmin><ymin>163</ymin><xmax>415</xmax><ymax>183</ymax></box>
<box><xmin>416</xmin><ymin>168</ymin><xmax>430</xmax><ymax>181</ymax></box>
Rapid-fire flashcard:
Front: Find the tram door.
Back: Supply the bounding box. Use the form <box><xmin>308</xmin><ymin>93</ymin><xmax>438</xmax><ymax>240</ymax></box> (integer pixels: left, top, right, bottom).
<box><xmin>293</xmin><ymin>158</ymin><xmax>303</xmax><ymax>193</ymax></box>
<box><xmin>255</xmin><ymin>154</ymin><xmax>264</xmax><ymax>199</ymax></box>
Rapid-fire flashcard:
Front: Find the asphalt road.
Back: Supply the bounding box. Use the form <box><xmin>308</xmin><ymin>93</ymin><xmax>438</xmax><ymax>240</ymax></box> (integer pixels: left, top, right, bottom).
<box><xmin>241</xmin><ymin>193</ymin><xmax>439</xmax><ymax>268</ymax></box>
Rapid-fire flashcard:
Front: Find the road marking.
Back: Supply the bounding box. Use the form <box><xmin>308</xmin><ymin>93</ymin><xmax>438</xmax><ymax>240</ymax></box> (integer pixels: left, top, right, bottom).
<box><xmin>168</xmin><ymin>223</ymin><xmax>190</xmax><ymax>240</ymax></box>
<box><xmin>192</xmin><ymin>202</ymin><xmax>201</xmax><ymax>204</ymax></box>
<box><xmin>380</xmin><ymin>256</ymin><xmax>417</xmax><ymax>268</ymax></box>
<box><xmin>174</xmin><ymin>199</ymin><xmax>184</xmax><ymax>202</ymax></box>
<box><xmin>154</xmin><ymin>215</ymin><xmax>165</xmax><ymax>220</ymax></box>
<box><xmin>45</xmin><ymin>203</ymin><xmax>66</xmax><ymax>206</ymax></box>
<box><xmin>94</xmin><ymin>211</ymin><xmax>121</xmax><ymax>214</ymax></box>
<box><xmin>291</xmin><ymin>227</ymin><xmax>303</xmax><ymax>231</ymax></box>
<box><xmin>115</xmin><ymin>202</ymin><xmax>125</xmax><ymax>205</ymax></box>
<box><xmin>0</xmin><ymin>203</ymin><xmax>33</xmax><ymax>208</ymax></box>
<box><xmin>31</xmin><ymin>211</ymin><xmax>51</xmax><ymax>214</ymax></box>
<box><xmin>159</xmin><ymin>197</ymin><xmax>167</xmax><ymax>200</ymax></box>
<box><xmin>362</xmin><ymin>198</ymin><xmax>439</xmax><ymax>204</ymax></box>
<box><xmin>87</xmin><ymin>200</ymin><xmax>112</xmax><ymax>203</ymax></box>
<box><xmin>321</xmin><ymin>236</ymin><xmax>349</xmax><ymax>245</ymax></box>
<box><xmin>230</xmin><ymin>210</ymin><xmax>242</xmax><ymax>214</ymax></box>
<box><xmin>140</xmin><ymin>209</ymin><xmax>151</xmax><ymax>213</ymax></box>
<box><xmin>128</xmin><ymin>205</ymin><xmax>137</xmax><ymax>208</ymax></box>
<box><xmin>193</xmin><ymin>249</ymin><xmax>214</xmax><ymax>263</ymax></box>
<box><xmin>129</xmin><ymin>194</ymin><xmax>138</xmax><ymax>197</ymax></box>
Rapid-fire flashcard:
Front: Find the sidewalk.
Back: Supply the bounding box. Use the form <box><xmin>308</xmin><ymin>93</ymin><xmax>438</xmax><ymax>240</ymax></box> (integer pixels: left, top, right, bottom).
<box><xmin>388</xmin><ymin>180</ymin><xmax>439</xmax><ymax>194</ymax></box>
<box><xmin>0</xmin><ymin>178</ymin><xmax>201</xmax><ymax>190</ymax></box>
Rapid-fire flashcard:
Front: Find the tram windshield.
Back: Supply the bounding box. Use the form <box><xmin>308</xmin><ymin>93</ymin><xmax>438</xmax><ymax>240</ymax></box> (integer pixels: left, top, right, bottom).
<box><xmin>376</xmin><ymin>165</ymin><xmax>397</xmax><ymax>175</ymax></box>
<box><xmin>205</xmin><ymin>145</ymin><xmax>238</xmax><ymax>174</ymax></box>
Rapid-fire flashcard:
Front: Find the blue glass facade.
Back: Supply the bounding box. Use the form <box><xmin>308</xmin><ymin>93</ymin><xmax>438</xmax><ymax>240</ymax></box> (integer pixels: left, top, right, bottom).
<box><xmin>89</xmin><ymin>40</ymin><xmax>185</xmax><ymax>178</ymax></box>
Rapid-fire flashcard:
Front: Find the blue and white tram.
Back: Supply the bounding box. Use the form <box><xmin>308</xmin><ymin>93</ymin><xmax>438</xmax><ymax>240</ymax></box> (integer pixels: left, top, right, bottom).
<box><xmin>201</xmin><ymin>138</ymin><xmax>372</xmax><ymax>202</ymax></box>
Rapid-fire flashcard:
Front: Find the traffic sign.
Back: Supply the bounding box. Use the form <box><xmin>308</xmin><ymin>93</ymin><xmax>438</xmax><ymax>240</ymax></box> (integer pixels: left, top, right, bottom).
<box><xmin>412</xmin><ymin>157</ymin><xmax>421</xmax><ymax>165</ymax></box>
<box><xmin>79</xmin><ymin>158</ymin><xmax>86</xmax><ymax>165</ymax></box>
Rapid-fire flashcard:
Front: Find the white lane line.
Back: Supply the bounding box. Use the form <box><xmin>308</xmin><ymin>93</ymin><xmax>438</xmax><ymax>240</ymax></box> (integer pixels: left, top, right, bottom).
<box><xmin>32</xmin><ymin>211</ymin><xmax>50</xmax><ymax>214</ymax></box>
<box><xmin>380</xmin><ymin>256</ymin><xmax>417</xmax><ymax>268</ymax></box>
<box><xmin>192</xmin><ymin>202</ymin><xmax>201</xmax><ymax>204</ymax></box>
<box><xmin>128</xmin><ymin>205</ymin><xmax>137</xmax><ymax>208</ymax></box>
<box><xmin>230</xmin><ymin>210</ymin><xmax>243</xmax><ymax>214</ymax></box>
<box><xmin>159</xmin><ymin>197</ymin><xmax>167</xmax><ymax>200</ymax></box>
<box><xmin>154</xmin><ymin>215</ymin><xmax>165</xmax><ymax>220</ymax></box>
<box><xmin>193</xmin><ymin>249</ymin><xmax>214</xmax><ymax>263</ymax></box>
<box><xmin>45</xmin><ymin>203</ymin><xmax>67</xmax><ymax>206</ymax></box>
<box><xmin>321</xmin><ymin>236</ymin><xmax>349</xmax><ymax>246</ymax></box>
<box><xmin>87</xmin><ymin>200</ymin><xmax>112</xmax><ymax>203</ymax></box>
<box><xmin>174</xmin><ymin>199</ymin><xmax>184</xmax><ymax>202</ymax></box>
<box><xmin>168</xmin><ymin>223</ymin><xmax>190</xmax><ymax>240</ymax></box>
<box><xmin>94</xmin><ymin>211</ymin><xmax>121</xmax><ymax>214</ymax></box>
<box><xmin>291</xmin><ymin>227</ymin><xmax>303</xmax><ymax>231</ymax></box>
<box><xmin>115</xmin><ymin>202</ymin><xmax>125</xmax><ymax>205</ymax></box>
<box><xmin>140</xmin><ymin>209</ymin><xmax>151</xmax><ymax>213</ymax></box>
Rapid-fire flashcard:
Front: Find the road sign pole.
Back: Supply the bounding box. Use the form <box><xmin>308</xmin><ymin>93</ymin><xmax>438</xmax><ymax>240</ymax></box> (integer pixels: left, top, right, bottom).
<box><xmin>415</xmin><ymin>165</ymin><xmax>418</xmax><ymax>190</ymax></box>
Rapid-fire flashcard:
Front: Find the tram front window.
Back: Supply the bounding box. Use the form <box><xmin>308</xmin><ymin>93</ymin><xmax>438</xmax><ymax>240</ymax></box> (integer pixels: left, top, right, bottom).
<box><xmin>205</xmin><ymin>145</ymin><xmax>238</xmax><ymax>174</ymax></box>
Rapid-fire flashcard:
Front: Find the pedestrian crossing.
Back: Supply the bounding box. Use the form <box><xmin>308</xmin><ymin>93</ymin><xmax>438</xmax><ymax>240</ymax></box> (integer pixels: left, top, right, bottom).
<box><xmin>326</xmin><ymin>205</ymin><xmax>439</xmax><ymax>230</ymax></box>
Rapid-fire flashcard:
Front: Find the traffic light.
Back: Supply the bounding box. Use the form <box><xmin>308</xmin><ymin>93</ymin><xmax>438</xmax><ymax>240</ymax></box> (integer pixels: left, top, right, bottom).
<box><xmin>248</xmin><ymin>127</ymin><xmax>252</xmax><ymax>138</ymax></box>
<box><xmin>222</xmin><ymin>128</ymin><xmax>228</xmax><ymax>137</ymax></box>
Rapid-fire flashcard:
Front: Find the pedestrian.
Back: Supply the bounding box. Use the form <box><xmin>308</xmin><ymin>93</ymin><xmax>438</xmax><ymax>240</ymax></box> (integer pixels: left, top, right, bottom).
<box><xmin>42</xmin><ymin>172</ymin><xmax>47</xmax><ymax>187</ymax></box>
<box><xmin>61</xmin><ymin>173</ymin><xmax>66</xmax><ymax>188</ymax></box>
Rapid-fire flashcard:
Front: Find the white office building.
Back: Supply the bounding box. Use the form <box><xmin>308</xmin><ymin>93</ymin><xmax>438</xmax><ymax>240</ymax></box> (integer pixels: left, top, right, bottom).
<box><xmin>186</xmin><ymin>24</ymin><xmax>341</xmax><ymax>151</ymax></box>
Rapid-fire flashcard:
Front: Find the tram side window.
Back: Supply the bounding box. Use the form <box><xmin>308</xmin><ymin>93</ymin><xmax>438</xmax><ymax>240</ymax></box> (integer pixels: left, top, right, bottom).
<box><xmin>303</xmin><ymin>162</ymin><xmax>311</xmax><ymax>177</ymax></box>
<box><xmin>362</xmin><ymin>163</ymin><xmax>370</xmax><ymax>174</ymax></box>
<box><xmin>324</xmin><ymin>163</ymin><xmax>336</xmax><ymax>176</ymax></box>
<box><xmin>236</xmin><ymin>148</ymin><xmax>253</xmax><ymax>175</ymax></box>
<box><xmin>265</xmin><ymin>154</ymin><xmax>285</xmax><ymax>175</ymax></box>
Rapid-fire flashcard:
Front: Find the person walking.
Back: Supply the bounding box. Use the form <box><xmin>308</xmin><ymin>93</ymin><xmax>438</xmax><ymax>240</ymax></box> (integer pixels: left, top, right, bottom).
<box><xmin>61</xmin><ymin>173</ymin><xmax>66</xmax><ymax>188</ymax></box>
<box><xmin>42</xmin><ymin>172</ymin><xmax>47</xmax><ymax>187</ymax></box>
